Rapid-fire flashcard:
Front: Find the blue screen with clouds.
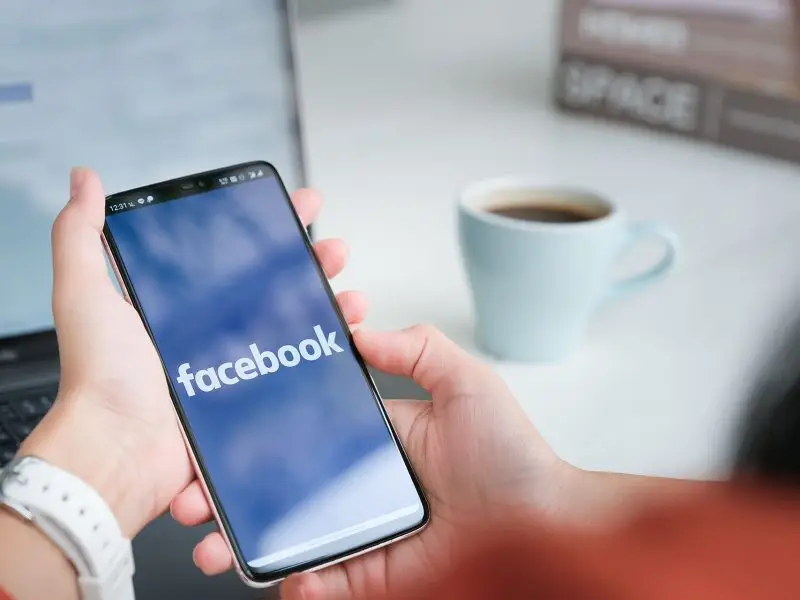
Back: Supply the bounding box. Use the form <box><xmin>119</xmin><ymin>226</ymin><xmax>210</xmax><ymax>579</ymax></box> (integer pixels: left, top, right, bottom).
<box><xmin>106</xmin><ymin>175</ymin><xmax>423</xmax><ymax>569</ymax></box>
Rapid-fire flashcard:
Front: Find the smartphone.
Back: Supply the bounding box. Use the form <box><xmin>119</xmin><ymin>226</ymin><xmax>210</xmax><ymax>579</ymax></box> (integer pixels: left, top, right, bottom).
<box><xmin>102</xmin><ymin>161</ymin><xmax>429</xmax><ymax>587</ymax></box>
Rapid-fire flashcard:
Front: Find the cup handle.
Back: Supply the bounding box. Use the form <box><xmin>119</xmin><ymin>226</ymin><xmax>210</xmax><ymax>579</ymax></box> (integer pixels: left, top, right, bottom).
<box><xmin>604</xmin><ymin>222</ymin><xmax>680</xmax><ymax>303</ymax></box>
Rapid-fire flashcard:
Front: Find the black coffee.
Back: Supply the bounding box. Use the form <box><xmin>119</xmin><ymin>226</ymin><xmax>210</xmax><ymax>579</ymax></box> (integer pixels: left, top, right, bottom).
<box><xmin>488</xmin><ymin>204</ymin><xmax>603</xmax><ymax>224</ymax></box>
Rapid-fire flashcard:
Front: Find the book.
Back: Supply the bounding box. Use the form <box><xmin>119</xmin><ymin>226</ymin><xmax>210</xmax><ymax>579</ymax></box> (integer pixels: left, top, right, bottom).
<box><xmin>554</xmin><ymin>0</ymin><xmax>800</xmax><ymax>164</ymax></box>
<box><xmin>591</xmin><ymin>0</ymin><xmax>788</xmax><ymax>22</ymax></box>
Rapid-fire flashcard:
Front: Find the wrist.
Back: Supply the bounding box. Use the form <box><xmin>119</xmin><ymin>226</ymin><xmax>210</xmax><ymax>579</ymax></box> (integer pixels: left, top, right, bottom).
<box><xmin>531</xmin><ymin>458</ymin><xmax>591</xmax><ymax>524</ymax></box>
<box><xmin>18</xmin><ymin>394</ymin><xmax>151</xmax><ymax>538</ymax></box>
<box><xmin>0</xmin><ymin>508</ymin><xmax>81</xmax><ymax>600</ymax></box>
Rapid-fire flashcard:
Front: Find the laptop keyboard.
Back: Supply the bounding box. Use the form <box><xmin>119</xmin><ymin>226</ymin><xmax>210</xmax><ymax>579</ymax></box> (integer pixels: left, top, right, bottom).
<box><xmin>0</xmin><ymin>386</ymin><xmax>57</xmax><ymax>467</ymax></box>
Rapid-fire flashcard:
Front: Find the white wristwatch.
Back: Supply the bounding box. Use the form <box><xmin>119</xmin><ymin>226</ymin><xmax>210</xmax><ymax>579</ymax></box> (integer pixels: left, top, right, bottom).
<box><xmin>0</xmin><ymin>455</ymin><xmax>136</xmax><ymax>600</ymax></box>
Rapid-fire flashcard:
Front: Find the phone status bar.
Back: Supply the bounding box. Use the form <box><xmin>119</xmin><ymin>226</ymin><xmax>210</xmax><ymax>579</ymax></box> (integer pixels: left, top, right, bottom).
<box><xmin>217</xmin><ymin>167</ymin><xmax>266</xmax><ymax>187</ymax></box>
<box><xmin>107</xmin><ymin>195</ymin><xmax>158</xmax><ymax>214</ymax></box>
<box><xmin>106</xmin><ymin>166</ymin><xmax>268</xmax><ymax>216</ymax></box>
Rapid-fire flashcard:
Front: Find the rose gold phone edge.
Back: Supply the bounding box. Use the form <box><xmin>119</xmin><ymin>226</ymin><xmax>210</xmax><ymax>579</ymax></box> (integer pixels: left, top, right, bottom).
<box><xmin>100</xmin><ymin>235</ymin><xmax>429</xmax><ymax>590</ymax></box>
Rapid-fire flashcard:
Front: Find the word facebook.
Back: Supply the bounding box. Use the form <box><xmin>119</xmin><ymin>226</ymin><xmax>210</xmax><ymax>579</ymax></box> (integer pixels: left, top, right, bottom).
<box><xmin>175</xmin><ymin>325</ymin><xmax>344</xmax><ymax>397</ymax></box>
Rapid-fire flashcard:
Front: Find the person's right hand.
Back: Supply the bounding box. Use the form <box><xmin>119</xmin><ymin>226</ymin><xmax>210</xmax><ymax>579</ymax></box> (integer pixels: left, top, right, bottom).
<box><xmin>171</xmin><ymin>324</ymin><xmax>570</xmax><ymax>598</ymax></box>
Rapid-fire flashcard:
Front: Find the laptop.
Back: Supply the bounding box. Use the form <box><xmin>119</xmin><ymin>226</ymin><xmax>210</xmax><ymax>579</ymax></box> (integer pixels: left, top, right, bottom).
<box><xmin>0</xmin><ymin>1</ymin><xmax>303</xmax><ymax>597</ymax></box>
<box><xmin>0</xmin><ymin>0</ymin><xmax>305</xmax><ymax>461</ymax></box>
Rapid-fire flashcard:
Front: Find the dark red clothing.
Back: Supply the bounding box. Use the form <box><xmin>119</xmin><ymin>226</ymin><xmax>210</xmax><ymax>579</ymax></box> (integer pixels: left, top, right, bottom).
<box><xmin>392</xmin><ymin>486</ymin><xmax>800</xmax><ymax>600</ymax></box>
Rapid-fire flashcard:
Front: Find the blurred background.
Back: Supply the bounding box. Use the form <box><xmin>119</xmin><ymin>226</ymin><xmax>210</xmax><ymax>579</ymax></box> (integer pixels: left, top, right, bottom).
<box><xmin>3</xmin><ymin>0</ymin><xmax>800</xmax><ymax>597</ymax></box>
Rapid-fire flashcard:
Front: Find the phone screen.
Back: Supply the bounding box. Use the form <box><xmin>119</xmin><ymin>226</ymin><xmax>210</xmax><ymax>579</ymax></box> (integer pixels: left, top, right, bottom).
<box><xmin>103</xmin><ymin>163</ymin><xmax>427</xmax><ymax>581</ymax></box>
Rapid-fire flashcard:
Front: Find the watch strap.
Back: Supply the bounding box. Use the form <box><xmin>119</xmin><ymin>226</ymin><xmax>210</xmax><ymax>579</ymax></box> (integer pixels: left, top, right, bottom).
<box><xmin>1</xmin><ymin>456</ymin><xmax>135</xmax><ymax>600</ymax></box>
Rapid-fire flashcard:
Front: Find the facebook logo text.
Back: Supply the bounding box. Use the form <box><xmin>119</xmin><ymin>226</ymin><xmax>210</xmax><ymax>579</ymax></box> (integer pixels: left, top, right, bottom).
<box><xmin>175</xmin><ymin>325</ymin><xmax>344</xmax><ymax>397</ymax></box>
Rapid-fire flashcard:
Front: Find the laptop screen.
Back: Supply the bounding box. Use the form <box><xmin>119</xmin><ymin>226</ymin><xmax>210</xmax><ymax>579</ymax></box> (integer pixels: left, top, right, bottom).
<box><xmin>0</xmin><ymin>0</ymin><xmax>304</xmax><ymax>341</ymax></box>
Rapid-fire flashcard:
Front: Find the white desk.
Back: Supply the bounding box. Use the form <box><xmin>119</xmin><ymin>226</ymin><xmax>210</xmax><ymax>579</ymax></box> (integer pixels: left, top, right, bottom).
<box><xmin>294</xmin><ymin>0</ymin><xmax>800</xmax><ymax>480</ymax></box>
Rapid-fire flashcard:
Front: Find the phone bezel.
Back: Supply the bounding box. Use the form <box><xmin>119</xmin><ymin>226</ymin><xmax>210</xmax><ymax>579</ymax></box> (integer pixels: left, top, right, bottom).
<box><xmin>101</xmin><ymin>160</ymin><xmax>430</xmax><ymax>588</ymax></box>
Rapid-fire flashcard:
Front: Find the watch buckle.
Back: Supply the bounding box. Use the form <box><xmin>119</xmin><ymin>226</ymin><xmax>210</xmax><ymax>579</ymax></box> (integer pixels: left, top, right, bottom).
<box><xmin>0</xmin><ymin>457</ymin><xmax>35</xmax><ymax>521</ymax></box>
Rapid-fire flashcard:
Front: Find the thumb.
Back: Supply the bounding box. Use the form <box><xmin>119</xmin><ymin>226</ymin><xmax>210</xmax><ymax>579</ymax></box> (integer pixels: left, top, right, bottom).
<box><xmin>52</xmin><ymin>168</ymin><xmax>114</xmax><ymax>314</ymax></box>
<box><xmin>355</xmin><ymin>325</ymin><xmax>494</xmax><ymax>403</ymax></box>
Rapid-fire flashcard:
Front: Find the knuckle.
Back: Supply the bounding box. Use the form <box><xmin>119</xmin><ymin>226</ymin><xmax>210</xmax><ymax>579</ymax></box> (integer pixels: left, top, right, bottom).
<box><xmin>51</xmin><ymin>208</ymin><xmax>69</xmax><ymax>239</ymax></box>
<box><xmin>408</xmin><ymin>323</ymin><xmax>441</xmax><ymax>340</ymax></box>
<box><xmin>51</xmin><ymin>205</ymin><xmax>78</xmax><ymax>245</ymax></box>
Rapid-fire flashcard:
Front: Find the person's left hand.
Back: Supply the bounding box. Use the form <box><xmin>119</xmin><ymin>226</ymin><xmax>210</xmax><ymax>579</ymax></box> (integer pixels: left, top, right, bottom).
<box><xmin>21</xmin><ymin>167</ymin><xmax>368</xmax><ymax>538</ymax></box>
